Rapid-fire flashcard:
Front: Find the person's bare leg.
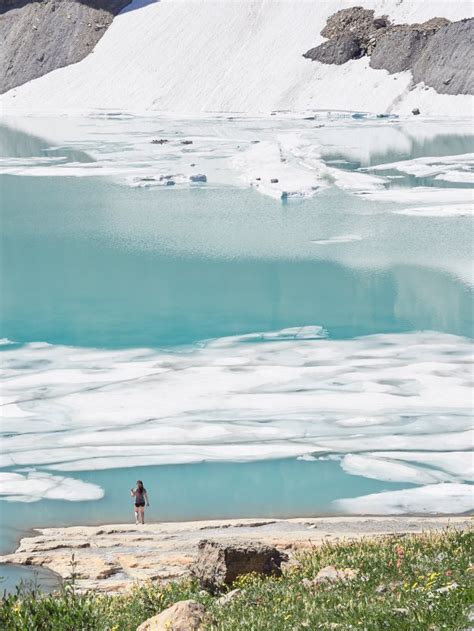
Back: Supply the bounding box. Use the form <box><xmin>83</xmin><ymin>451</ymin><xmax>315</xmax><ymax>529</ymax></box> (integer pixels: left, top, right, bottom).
<box><xmin>134</xmin><ymin>508</ymin><xmax>139</xmax><ymax>525</ymax></box>
<box><xmin>140</xmin><ymin>506</ymin><xmax>145</xmax><ymax>524</ymax></box>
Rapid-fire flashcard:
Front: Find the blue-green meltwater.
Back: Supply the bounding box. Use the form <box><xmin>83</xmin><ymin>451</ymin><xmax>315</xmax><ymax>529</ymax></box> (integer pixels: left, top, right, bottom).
<box><xmin>0</xmin><ymin>117</ymin><xmax>472</xmax><ymax>590</ymax></box>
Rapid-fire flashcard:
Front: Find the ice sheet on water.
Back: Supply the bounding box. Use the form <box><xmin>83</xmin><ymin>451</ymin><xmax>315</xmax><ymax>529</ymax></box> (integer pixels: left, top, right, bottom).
<box><xmin>0</xmin><ymin>328</ymin><xmax>472</xmax><ymax>514</ymax></box>
<box><xmin>335</xmin><ymin>483</ymin><xmax>473</xmax><ymax>515</ymax></box>
<box><xmin>366</xmin><ymin>153</ymin><xmax>474</xmax><ymax>178</ymax></box>
<box><xmin>434</xmin><ymin>171</ymin><xmax>474</xmax><ymax>185</ymax></box>
<box><xmin>2</xmin><ymin>115</ymin><xmax>471</xmax><ymax>205</ymax></box>
<box><xmin>356</xmin><ymin>187</ymin><xmax>473</xmax><ymax>207</ymax></box>
<box><xmin>341</xmin><ymin>454</ymin><xmax>453</xmax><ymax>485</ymax></box>
<box><xmin>368</xmin><ymin>451</ymin><xmax>474</xmax><ymax>481</ymax></box>
<box><xmin>395</xmin><ymin>204</ymin><xmax>473</xmax><ymax>217</ymax></box>
<box><xmin>206</xmin><ymin>326</ymin><xmax>327</xmax><ymax>345</ymax></box>
<box><xmin>311</xmin><ymin>235</ymin><xmax>363</xmax><ymax>245</ymax></box>
<box><xmin>0</xmin><ymin>338</ymin><xmax>16</xmax><ymax>346</ymax></box>
<box><xmin>0</xmin><ymin>471</ymin><xmax>104</xmax><ymax>503</ymax></box>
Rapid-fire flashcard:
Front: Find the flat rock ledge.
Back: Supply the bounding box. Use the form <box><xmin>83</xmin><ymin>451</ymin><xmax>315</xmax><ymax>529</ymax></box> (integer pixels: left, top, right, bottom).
<box><xmin>0</xmin><ymin>516</ymin><xmax>470</xmax><ymax>593</ymax></box>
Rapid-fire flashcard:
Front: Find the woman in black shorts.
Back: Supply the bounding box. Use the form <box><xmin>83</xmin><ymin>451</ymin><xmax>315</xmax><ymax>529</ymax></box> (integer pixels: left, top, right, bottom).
<box><xmin>130</xmin><ymin>480</ymin><xmax>150</xmax><ymax>525</ymax></box>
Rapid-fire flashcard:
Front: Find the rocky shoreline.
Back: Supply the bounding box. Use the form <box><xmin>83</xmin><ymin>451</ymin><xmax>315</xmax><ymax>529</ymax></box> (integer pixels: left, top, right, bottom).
<box><xmin>1</xmin><ymin>516</ymin><xmax>471</xmax><ymax>593</ymax></box>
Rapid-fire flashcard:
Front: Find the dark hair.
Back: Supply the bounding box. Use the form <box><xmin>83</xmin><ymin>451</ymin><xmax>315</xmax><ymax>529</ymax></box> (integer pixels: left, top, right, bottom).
<box><xmin>136</xmin><ymin>480</ymin><xmax>144</xmax><ymax>491</ymax></box>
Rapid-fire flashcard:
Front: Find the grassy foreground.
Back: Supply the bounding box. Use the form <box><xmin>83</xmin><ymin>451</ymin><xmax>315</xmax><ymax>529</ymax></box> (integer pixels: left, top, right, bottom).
<box><xmin>1</xmin><ymin>527</ymin><xmax>472</xmax><ymax>630</ymax></box>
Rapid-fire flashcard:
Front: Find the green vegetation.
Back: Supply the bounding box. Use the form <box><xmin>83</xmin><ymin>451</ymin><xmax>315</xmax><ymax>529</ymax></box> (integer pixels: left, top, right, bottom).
<box><xmin>1</xmin><ymin>528</ymin><xmax>472</xmax><ymax>630</ymax></box>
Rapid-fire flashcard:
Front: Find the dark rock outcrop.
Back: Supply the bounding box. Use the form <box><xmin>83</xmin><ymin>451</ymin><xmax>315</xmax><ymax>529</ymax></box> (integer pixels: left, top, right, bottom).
<box><xmin>304</xmin><ymin>34</ymin><xmax>363</xmax><ymax>65</ymax></box>
<box><xmin>192</xmin><ymin>540</ymin><xmax>289</xmax><ymax>593</ymax></box>
<box><xmin>411</xmin><ymin>19</ymin><xmax>474</xmax><ymax>95</ymax></box>
<box><xmin>303</xmin><ymin>7</ymin><xmax>473</xmax><ymax>96</ymax></box>
<box><xmin>369</xmin><ymin>26</ymin><xmax>431</xmax><ymax>73</ymax></box>
<box><xmin>1</xmin><ymin>0</ymin><xmax>131</xmax><ymax>94</ymax></box>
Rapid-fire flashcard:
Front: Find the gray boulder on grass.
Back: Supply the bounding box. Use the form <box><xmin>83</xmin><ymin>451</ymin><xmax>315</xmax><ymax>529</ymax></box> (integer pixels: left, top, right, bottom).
<box><xmin>192</xmin><ymin>539</ymin><xmax>289</xmax><ymax>592</ymax></box>
<box><xmin>136</xmin><ymin>600</ymin><xmax>206</xmax><ymax>631</ymax></box>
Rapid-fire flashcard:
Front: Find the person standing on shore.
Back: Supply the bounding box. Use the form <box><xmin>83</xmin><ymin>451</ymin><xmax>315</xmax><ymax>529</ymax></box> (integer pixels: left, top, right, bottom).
<box><xmin>131</xmin><ymin>480</ymin><xmax>149</xmax><ymax>525</ymax></box>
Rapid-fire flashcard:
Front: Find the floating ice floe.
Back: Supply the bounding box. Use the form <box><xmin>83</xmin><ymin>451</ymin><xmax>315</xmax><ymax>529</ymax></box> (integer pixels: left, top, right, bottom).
<box><xmin>341</xmin><ymin>454</ymin><xmax>454</xmax><ymax>485</ymax></box>
<box><xmin>0</xmin><ymin>338</ymin><xmax>16</xmax><ymax>346</ymax></box>
<box><xmin>0</xmin><ymin>471</ymin><xmax>104</xmax><ymax>503</ymax></box>
<box><xmin>356</xmin><ymin>187</ymin><xmax>473</xmax><ymax>205</ymax></box>
<box><xmin>0</xmin><ymin>330</ymin><xmax>472</xmax><ymax>484</ymax></box>
<box><xmin>311</xmin><ymin>234</ymin><xmax>363</xmax><ymax>245</ymax></box>
<box><xmin>129</xmin><ymin>173</ymin><xmax>208</xmax><ymax>187</ymax></box>
<box><xmin>366</xmin><ymin>153</ymin><xmax>474</xmax><ymax>178</ymax></box>
<box><xmin>1</xmin><ymin>114</ymin><xmax>472</xmax><ymax>207</ymax></box>
<box><xmin>206</xmin><ymin>326</ymin><xmax>328</xmax><ymax>345</ymax></box>
<box><xmin>335</xmin><ymin>483</ymin><xmax>473</xmax><ymax>515</ymax></box>
<box><xmin>394</xmin><ymin>204</ymin><xmax>473</xmax><ymax>217</ymax></box>
<box><xmin>366</xmin><ymin>451</ymin><xmax>474</xmax><ymax>481</ymax></box>
<box><xmin>434</xmin><ymin>171</ymin><xmax>474</xmax><ymax>184</ymax></box>
<box><xmin>232</xmin><ymin>137</ymin><xmax>328</xmax><ymax>200</ymax></box>
<box><xmin>326</xmin><ymin>168</ymin><xmax>388</xmax><ymax>192</ymax></box>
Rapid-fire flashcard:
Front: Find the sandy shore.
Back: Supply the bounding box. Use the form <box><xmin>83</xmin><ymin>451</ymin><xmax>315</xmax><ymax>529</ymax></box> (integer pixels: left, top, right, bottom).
<box><xmin>0</xmin><ymin>516</ymin><xmax>470</xmax><ymax>593</ymax></box>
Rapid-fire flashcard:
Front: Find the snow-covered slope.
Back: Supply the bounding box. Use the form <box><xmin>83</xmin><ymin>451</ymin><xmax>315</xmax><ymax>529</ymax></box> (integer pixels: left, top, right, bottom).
<box><xmin>2</xmin><ymin>0</ymin><xmax>473</xmax><ymax>115</ymax></box>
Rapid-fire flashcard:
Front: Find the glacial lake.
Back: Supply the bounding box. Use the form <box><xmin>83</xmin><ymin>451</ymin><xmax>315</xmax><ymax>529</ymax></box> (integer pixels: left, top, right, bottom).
<box><xmin>0</xmin><ymin>116</ymin><xmax>472</xmax><ymax>589</ymax></box>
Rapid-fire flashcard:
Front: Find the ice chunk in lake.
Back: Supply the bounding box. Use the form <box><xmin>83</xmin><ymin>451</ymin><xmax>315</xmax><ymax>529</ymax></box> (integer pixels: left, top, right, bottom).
<box><xmin>0</xmin><ymin>471</ymin><xmax>104</xmax><ymax>503</ymax></box>
<box><xmin>335</xmin><ymin>483</ymin><xmax>473</xmax><ymax>515</ymax></box>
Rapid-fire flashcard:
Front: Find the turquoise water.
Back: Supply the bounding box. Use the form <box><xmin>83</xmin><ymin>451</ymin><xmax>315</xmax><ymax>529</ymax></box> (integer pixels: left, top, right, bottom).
<box><xmin>2</xmin><ymin>176</ymin><xmax>472</xmax><ymax>347</ymax></box>
<box><xmin>0</xmin><ymin>564</ymin><xmax>60</xmax><ymax>596</ymax></box>
<box><xmin>0</xmin><ymin>122</ymin><xmax>473</xmax><ymax>590</ymax></box>
<box><xmin>0</xmin><ymin>460</ymin><xmax>414</xmax><ymax>555</ymax></box>
<box><xmin>322</xmin><ymin>130</ymin><xmax>473</xmax><ymax>170</ymax></box>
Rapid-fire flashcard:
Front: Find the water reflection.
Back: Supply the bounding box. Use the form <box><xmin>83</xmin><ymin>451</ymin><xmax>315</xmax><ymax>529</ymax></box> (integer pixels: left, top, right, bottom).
<box><xmin>0</xmin><ymin>564</ymin><xmax>61</xmax><ymax>596</ymax></box>
<box><xmin>0</xmin><ymin>123</ymin><xmax>93</xmax><ymax>162</ymax></box>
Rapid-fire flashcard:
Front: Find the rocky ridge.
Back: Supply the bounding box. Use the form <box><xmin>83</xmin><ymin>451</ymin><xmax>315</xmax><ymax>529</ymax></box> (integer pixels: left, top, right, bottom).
<box><xmin>304</xmin><ymin>7</ymin><xmax>474</xmax><ymax>95</ymax></box>
<box><xmin>0</xmin><ymin>0</ymin><xmax>131</xmax><ymax>93</ymax></box>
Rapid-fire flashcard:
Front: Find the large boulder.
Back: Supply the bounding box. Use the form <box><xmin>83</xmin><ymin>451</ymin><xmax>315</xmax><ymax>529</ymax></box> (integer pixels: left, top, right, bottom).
<box><xmin>136</xmin><ymin>600</ymin><xmax>206</xmax><ymax>631</ymax></box>
<box><xmin>412</xmin><ymin>18</ymin><xmax>474</xmax><ymax>95</ymax></box>
<box><xmin>192</xmin><ymin>539</ymin><xmax>289</xmax><ymax>592</ymax></box>
<box><xmin>303</xmin><ymin>34</ymin><xmax>363</xmax><ymax>65</ymax></box>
